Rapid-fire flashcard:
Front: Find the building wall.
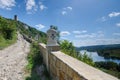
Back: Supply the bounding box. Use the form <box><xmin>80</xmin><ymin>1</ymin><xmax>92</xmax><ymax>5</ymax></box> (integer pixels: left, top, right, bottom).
<box><xmin>39</xmin><ymin>43</ymin><xmax>119</xmax><ymax>80</ymax></box>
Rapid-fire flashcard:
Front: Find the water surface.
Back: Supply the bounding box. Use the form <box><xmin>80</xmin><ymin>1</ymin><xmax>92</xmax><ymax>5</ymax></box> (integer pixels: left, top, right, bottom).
<box><xmin>80</xmin><ymin>50</ymin><xmax>120</xmax><ymax>64</ymax></box>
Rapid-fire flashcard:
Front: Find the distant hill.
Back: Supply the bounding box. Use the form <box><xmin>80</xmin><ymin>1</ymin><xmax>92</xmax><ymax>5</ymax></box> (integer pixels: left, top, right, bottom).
<box><xmin>76</xmin><ymin>44</ymin><xmax>120</xmax><ymax>59</ymax></box>
<box><xmin>76</xmin><ymin>44</ymin><xmax>120</xmax><ymax>51</ymax></box>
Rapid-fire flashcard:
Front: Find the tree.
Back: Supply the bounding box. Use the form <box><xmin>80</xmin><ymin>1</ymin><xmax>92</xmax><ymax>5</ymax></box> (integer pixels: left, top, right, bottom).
<box><xmin>0</xmin><ymin>16</ymin><xmax>16</xmax><ymax>39</ymax></box>
<box><xmin>60</xmin><ymin>40</ymin><xmax>75</xmax><ymax>55</ymax></box>
<box><xmin>60</xmin><ymin>40</ymin><xmax>94</xmax><ymax>66</ymax></box>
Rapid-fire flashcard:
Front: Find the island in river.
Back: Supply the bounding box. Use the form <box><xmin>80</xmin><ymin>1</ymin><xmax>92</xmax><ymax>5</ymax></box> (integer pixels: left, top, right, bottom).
<box><xmin>76</xmin><ymin>44</ymin><xmax>120</xmax><ymax>63</ymax></box>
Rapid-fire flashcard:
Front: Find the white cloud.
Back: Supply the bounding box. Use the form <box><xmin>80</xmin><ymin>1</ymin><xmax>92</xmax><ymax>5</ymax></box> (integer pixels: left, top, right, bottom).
<box><xmin>26</xmin><ymin>0</ymin><xmax>35</xmax><ymax>10</ymax></box>
<box><xmin>97</xmin><ymin>31</ymin><xmax>103</xmax><ymax>34</ymax></box>
<box><xmin>97</xmin><ymin>16</ymin><xmax>107</xmax><ymax>22</ymax></box>
<box><xmin>40</xmin><ymin>5</ymin><xmax>47</xmax><ymax>11</ymax></box>
<box><xmin>66</xmin><ymin>6</ymin><xmax>72</xmax><ymax>11</ymax></box>
<box><xmin>26</xmin><ymin>1</ymin><xmax>47</xmax><ymax>13</ymax></box>
<box><xmin>97</xmin><ymin>31</ymin><xmax>104</xmax><ymax>37</ymax></box>
<box><xmin>0</xmin><ymin>0</ymin><xmax>15</xmax><ymax>10</ymax></box>
<box><xmin>113</xmin><ymin>33</ymin><xmax>120</xmax><ymax>36</ymax></box>
<box><xmin>26</xmin><ymin>0</ymin><xmax>37</xmax><ymax>14</ymax></box>
<box><xmin>39</xmin><ymin>2</ymin><xmax>47</xmax><ymax>11</ymax></box>
<box><xmin>60</xmin><ymin>31</ymin><xmax>70</xmax><ymax>36</ymax></box>
<box><xmin>116</xmin><ymin>23</ymin><xmax>120</xmax><ymax>27</ymax></box>
<box><xmin>62</xmin><ymin>6</ymin><xmax>73</xmax><ymax>15</ymax></box>
<box><xmin>101</xmin><ymin>17</ymin><xmax>107</xmax><ymax>21</ymax></box>
<box><xmin>97</xmin><ymin>12</ymin><xmax>120</xmax><ymax>22</ymax></box>
<box><xmin>73</xmin><ymin>30</ymin><xmax>87</xmax><ymax>34</ymax></box>
<box><xmin>75</xmin><ymin>34</ymin><xmax>96</xmax><ymax>38</ymax></box>
<box><xmin>73</xmin><ymin>38</ymin><xmax>120</xmax><ymax>47</ymax></box>
<box><xmin>35</xmin><ymin>24</ymin><xmax>45</xmax><ymax>30</ymax></box>
<box><xmin>62</xmin><ymin>11</ymin><xmax>67</xmax><ymax>15</ymax></box>
<box><xmin>74</xmin><ymin>31</ymin><xmax>104</xmax><ymax>39</ymax></box>
<box><xmin>108</xmin><ymin>12</ymin><xmax>120</xmax><ymax>18</ymax></box>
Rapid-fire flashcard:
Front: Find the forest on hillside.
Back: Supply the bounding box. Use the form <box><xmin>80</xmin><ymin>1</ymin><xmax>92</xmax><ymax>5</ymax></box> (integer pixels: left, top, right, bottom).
<box><xmin>0</xmin><ymin>16</ymin><xmax>47</xmax><ymax>49</ymax></box>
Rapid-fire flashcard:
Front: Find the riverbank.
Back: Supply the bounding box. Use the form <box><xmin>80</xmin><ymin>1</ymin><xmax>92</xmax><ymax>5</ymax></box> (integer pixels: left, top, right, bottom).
<box><xmin>80</xmin><ymin>50</ymin><xmax>120</xmax><ymax>79</ymax></box>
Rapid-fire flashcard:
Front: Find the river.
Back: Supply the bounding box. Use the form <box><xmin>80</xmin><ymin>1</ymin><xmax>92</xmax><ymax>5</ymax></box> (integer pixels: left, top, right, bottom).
<box><xmin>80</xmin><ymin>50</ymin><xmax>120</xmax><ymax>64</ymax></box>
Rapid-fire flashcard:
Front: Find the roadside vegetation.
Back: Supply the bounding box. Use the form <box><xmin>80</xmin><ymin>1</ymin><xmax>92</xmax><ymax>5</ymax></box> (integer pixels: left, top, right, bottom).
<box><xmin>17</xmin><ymin>21</ymin><xmax>47</xmax><ymax>44</ymax></box>
<box><xmin>0</xmin><ymin>16</ymin><xmax>47</xmax><ymax>50</ymax></box>
<box><xmin>95</xmin><ymin>61</ymin><xmax>120</xmax><ymax>78</ymax></box>
<box><xmin>60</xmin><ymin>40</ymin><xmax>94</xmax><ymax>66</ymax></box>
<box><xmin>25</xmin><ymin>42</ymin><xmax>51</xmax><ymax>80</ymax></box>
<box><xmin>0</xmin><ymin>16</ymin><xmax>17</xmax><ymax>50</ymax></box>
<box><xmin>60</xmin><ymin>40</ymin><xmax>120</xmax><ymax>79</ymax></box>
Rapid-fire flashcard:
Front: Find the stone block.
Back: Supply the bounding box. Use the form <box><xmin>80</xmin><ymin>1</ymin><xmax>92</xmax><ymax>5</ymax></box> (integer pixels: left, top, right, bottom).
<box><xmin>73</xmin><ymin>72</ymin><xmax>86</xmax><ymax>80</ymax></box>
<box><xmin>60</xmin><ymin>61</ymin><xmax>67</xmax><ymax>73</ymax></box>
<box><xmin>56</xmin><ymin>58</ymin><xmax>60</xmax><ymax>68</ymax></box>
<box><xmin>59</xmin><ymin>70</ymin><xmax>65</xmax><ymax>80</ymax></box>
<box><xmin>56</xmin><ymin>67</ymin><xmax>59</xmax><ymax>77</ymax></box>
<box><xmin>66</xmin><ymin>66</ymin><xmax>74</xmax><ymax>77</ymax></box>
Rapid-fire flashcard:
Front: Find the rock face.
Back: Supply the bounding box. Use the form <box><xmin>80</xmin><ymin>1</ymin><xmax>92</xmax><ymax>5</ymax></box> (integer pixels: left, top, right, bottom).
<box><xmin>0</xmin><ymin>33</ymin><xmax>30</xmax><ymax>80</ymax></box>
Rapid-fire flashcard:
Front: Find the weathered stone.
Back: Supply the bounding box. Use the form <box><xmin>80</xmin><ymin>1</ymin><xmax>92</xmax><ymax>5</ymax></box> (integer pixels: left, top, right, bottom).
<box><xmin>39</xmin><ymin>43</ymin><xmax>119</xmax><ymax>80</ymax></box>
<box><xmin>73</xmin><ymin>72</ymin><xmax>81</xmax><ymax>80</ymax></box>
<box><xmin>56</xmin><ymin>67</ymin><xmax>59</xmax><ymax>77</ymax></box>
<box><xmin>46</xmin><ymin>27</ymin><xmax>60</xmax><ymax>51</ymax></box>
<box><xmin>56</xmin><ymin>58</ymin><xmax>60</xmax><ymax>68</ymax></box>
<box><xmin>59</xmin><ymin>70</ymin><xmax>65</xmax><ymax>80</ymax></box>
<box><xmin>66</xmin><ymin>66</ymin><xmax>74</xmax><ymax>77</ymax></box>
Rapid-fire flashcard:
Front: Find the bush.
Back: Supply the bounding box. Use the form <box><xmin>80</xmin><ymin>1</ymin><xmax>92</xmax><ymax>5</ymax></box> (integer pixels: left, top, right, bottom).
<box><xmin>26</xmin><ymin>42</ymin><xmax>51</xmax><ymax>80</ymax></box>
<box><xmin>0</xmin><ymin>16</ymin><xmax>17</xmax><ymax>49</ymax></box>
<box><xmin>95</xmin><ymin>61</ymin><xmax>118</xmax><ymax>71</ymax></box>
<box><xmin>26</xmin><ymin>42</ymin><xmax>43</xmax><ymax>70</ymax></box>
<box><xmin>60</xmin><ymin>40</ymin><xmax>94</xmax><ymax>66</ymax></box>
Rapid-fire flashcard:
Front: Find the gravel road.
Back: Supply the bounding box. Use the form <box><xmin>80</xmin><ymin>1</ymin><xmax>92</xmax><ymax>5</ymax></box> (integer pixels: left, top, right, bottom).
<box><xmin>0</xmin><ymin>33</ymin><xmax>30</xmax><ymax>80</ymax></box>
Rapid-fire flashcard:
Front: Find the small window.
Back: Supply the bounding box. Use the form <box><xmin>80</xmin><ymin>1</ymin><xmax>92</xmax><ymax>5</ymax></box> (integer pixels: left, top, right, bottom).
<box><xmin>51</xmin><ymin>34</ymin><xmax>55</xmax><ymax>40</ymax></box>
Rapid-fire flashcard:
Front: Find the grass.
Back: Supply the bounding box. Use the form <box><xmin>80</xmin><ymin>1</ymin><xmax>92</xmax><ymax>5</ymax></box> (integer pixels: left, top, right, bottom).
<box><xmin>0</xmin><ymin>32</ymin><xmax>17</xmax><ymax>50</ymax></box>
<box><xmin>25</xmin><ymin>42</ymin><xmax>51</xmax><ymax>80</ymax></box>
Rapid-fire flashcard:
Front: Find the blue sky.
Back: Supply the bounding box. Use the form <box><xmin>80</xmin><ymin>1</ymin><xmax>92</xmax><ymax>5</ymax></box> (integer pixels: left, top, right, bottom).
<box><xmin>0</xmin><ymin>0</ymin><xmax>120</xmax><ymax>47</ymax></box>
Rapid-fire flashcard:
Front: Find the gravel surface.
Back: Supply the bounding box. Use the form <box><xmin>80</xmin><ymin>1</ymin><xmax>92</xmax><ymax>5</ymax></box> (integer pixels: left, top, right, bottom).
<box><xmin>0</xmin><ymin>33</ymin><xmax>30</xmax><ymax>80</ymax></box>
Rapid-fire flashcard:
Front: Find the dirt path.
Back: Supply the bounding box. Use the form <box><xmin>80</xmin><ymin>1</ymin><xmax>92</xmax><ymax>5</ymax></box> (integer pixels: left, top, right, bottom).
<box><xmin>0</xmin><ymin>33</ymin><xmax>30</xmax><ymax>80</ymax></box>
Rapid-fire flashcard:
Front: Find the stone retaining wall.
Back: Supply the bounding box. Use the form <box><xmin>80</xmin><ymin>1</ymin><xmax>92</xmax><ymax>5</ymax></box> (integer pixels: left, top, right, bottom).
<box><xmin>39</xmin><ymin>43</ymin><xmax>119</xmax><ymax>80</ymax></box>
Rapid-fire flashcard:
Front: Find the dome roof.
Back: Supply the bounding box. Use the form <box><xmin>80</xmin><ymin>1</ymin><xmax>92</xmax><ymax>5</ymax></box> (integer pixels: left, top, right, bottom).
<box><xmin>47</xmin><ymin>28</ymin><xmax>57</xmax><ymax>34</ymax></box>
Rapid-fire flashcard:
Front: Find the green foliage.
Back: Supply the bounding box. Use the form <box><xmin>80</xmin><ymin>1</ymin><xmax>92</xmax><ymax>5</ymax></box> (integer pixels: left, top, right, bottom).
<box><xmin>95</xmin><ymin>61</ymin><xmax>120</xmax><ymax>79</ymax></box>
<box><xmin>81</xmin><ymin>52</ymin><xmax>94</xmax><ymax>65</ymax></box>
<box><xmin>17</xmin><ymin>21</ymin><xmax>47</xmax><ymax>44</ymax></box>
<box><xmin>0</xmin><ymin>16</ymin><xmax>17</xmax><ymax>49</ymax></box>
<box><xmin>26</xmin><ymin>42</ymin><xmax>51</xmax><ymax>80</ymax></box>
<box><xmin>26</xmin><ymin>42</ymin><xmax>43</xmax><ymax>70</ymax></box>
<box><xmin>60</xmin><ymin>40</ymin><xmax>75</xmax><ymax>55</ymax></box>
<box><xmin>95</xmin><ymin>61</ymin><xmax>119</xmax><ymax>71</ymax></box>
<box><xmin>25</xmin><ymin>72</ymin><xmax>41</xmax><ymax>80</ymax></box>
<box><xmin>60</xmin><ymin>40</ymin><xmax>94</xmax><ymax>66</ymax></box>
